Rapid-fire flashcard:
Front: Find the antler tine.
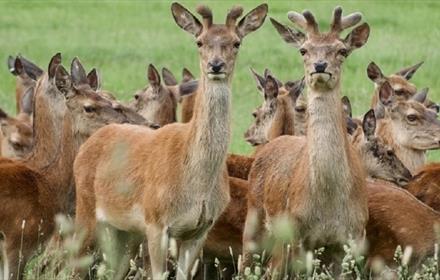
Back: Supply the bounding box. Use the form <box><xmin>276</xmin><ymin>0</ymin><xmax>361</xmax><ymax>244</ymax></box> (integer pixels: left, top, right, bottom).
<box><xmin>330</xmin><ymin>6</ymin><xmax>343</xmax><ymax>33</ymax></box>
<box><xmin>196</xmin><ymin>5</ymin><xmax>213</xmax><ymax>29</ymax></box>
<box><xmin>226</xmin><ymin>5</ymin><xmax>243</xmax><ymax>29</ymax></box>
<box><xmin>341</xmin><ymin>12</ymin><xmax>362</xmax><ymax>30</ymax></box>
<box><xmin>288</xmin><ymin>10</ymin><xmax>319</xmax><ymax>35</ymax></box>
<box><xmin>302</xmin><ymin>10</ymin><xmax>319</xmax><ymax>34</ymax></box>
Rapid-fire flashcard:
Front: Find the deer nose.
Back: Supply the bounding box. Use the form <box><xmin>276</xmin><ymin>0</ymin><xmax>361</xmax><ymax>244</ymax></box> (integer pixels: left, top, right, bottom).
<box><xmin>314</xmin><ymin>61</ymin><xmax>328</xmax><ymax>73</ymax></box>
<box><xmin>209</xmin><ymin>60</ymin><xmax>225</xmax><ymax>73</ymax></box>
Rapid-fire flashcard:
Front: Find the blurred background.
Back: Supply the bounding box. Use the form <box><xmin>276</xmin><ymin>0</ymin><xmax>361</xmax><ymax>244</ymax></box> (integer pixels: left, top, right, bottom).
<box><xmin>0</xmin><ymin>0</ymin><xmax>439</xmax><ymax>158</ymax></box>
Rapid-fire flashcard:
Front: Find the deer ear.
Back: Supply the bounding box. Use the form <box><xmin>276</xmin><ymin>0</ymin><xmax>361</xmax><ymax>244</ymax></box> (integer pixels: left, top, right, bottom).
<box><xmin>55</xmin><ymin>65</ymin><xmax>72</xmax><ymax>96</ymax></box>
<box><xmin>367</xmin><ymin>62</ymin><xmax>385</xmax><ymax>83</ymax></box>
<box><xmin>237</xmin><ymin>4</ymin><xmax>268</xmax><ymax>38</ymax></box>
<box><xmin>378</xmin><ymin>81</ymin><xmax>394</xmax><ymax>107</ymax></box>
<box><xmin>71</xmin><ymin>57</ymin><xmax>88</xmax><ymax>86</ymax></box>
<box><xmin>179</xmin><ymin>80</ymin><xmax>198</xmax><ymax>97</ymax></box>
<box><xmin>182</xmin><ymin>68</ymin><xmax>195</xmax><ymax>82</ymax></box>
<box><xmin>87</xmin><ymin>68</ymin><xmax>100</xmax><ymax>91</ymax></box>
<box><xmin>362</xmin><ymin>109</ymin><xmax>376</xmax><ymax>139</ymax></box>
<box><xmin>285</xmin><ymin>77</ymin><xmax>305</xmax><ymax>103</ymax></box>
<box><xmin>344</xmin><ymin>22</ymin><xmax>370</xmax><ymax>51</ymax></box>
<box><xmin>270</xmin><ymin>18</ymin><xmax>305</xmax><ymax>48</ymax></box>
<box><xmin>250</xmin><ymin>68</ymin><xmax>265</xmax><ymax>93</ymax></box>
<box><xmin>147</xmin><ymin>64</ymin><xmax>161</xmax><ymax>88</ymax></box>
<box><xmin>264</xmin><ymin>75</ymin><xmax>278</xmax><ymax>100</ymax></box>
<box><xmin>20</xmin><ymin>87</ymin><xmax>34</xmax><ymax>115</ymax></box>
<box><xmin>412</xmin><ymin>87</ymin><xmax>428</xmax><ymax>104</ymax></box>
<box><xmin>7</xmin><ymin>56</ymin><xmax>19</xmax><ymax>76</ymax></box>
<box><xmin>341</xmin><ymin>96</ymin><xmax>352</xmax><ymax>118</ymax></box>
<box><xmin>48</xmin><ymin>53</ymin><xmax>62</xmax><ymax>80</ymax></box>
<box><xmin>14</xmin><ymin>57</ymin><xmax>25</xmax><ymax>77</ymax></box>
<box><xmin>20</xmin><ymin>56</ymin><xmax>44</xmax><ymax>81</ymax></box>
<box><xmin>0</xmin><ymin>107</ymin><xmax>8</xmax><ymax>119</ymax></box>
<box><xmin>395</xmin><ymin>61</ymin><xmax>424</xmax><ymax>81</ymax></box>
<box><xmin>162</xmin><ymin>67</ymin><xmax>178</xmax><ymax>86</ymax></box>
<box><xmin>171</xmin><ymin>2</ymin><xmax>203</xmax><ymax>37</ymax></box>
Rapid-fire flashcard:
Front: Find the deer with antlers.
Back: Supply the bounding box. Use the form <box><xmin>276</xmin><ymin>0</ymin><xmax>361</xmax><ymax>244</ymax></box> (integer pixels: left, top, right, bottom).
<box><xmin>242</xmin><ymin>8</ymin><xmax>370</xmax><ymax>274</ymax></box>
<box><xmin>0</xmin><ymin>56</ymin><xmax>130</xmax><ymax>279</ymax></box>
<box><xmin>73</xmin><ymin>3</ymin><xmax>267</xmax><ymax>279</ymax></box>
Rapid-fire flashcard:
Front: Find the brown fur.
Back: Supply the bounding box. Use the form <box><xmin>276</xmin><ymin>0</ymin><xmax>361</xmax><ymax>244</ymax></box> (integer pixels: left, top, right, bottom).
<box><xmin>243</xmin><ymin>8</ymin><xmax>370</xmax><ymax>272</ymax></box>
<box><xmin>375</xmin><ymin>83</ymin><xmax>440</xmax><ymax>174</ymax></box>
<box><xmin>0</xmin><ymin>57</ymin><xmax>128</xmax><ymax>279</ymax></box>
<box><xmin>73</xmin><ymin>3</ymin><xmax>267</xmax><ymax>279</ymax></box>
<box><xmin>226</xmin><ymin>154</ymin><xmax>254</xmax><ymax>180</ymax></box>
<box><xmin>0</xmin><ymin>111</ymin><xmax>33</xmax><ymax>159</ymax></box>
<box><xmin>404</xmin><ymin>163</ymin><xmax>440</xmax><ymax>211</ymax></box>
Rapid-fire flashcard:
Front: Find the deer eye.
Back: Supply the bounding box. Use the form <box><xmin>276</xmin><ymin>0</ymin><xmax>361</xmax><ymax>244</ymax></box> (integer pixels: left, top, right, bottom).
<box><xmin>299</xmin><ymin>48</ymin><xmax>307</xmax><ymax>56</ymax></box>
<box><xmin>386</xmin><ymin>149</ymin><xmax>395</xmax><ymax>157</ymax></box>
<box><xmin>84</xmin><ymin>105</ymin><xmax>96</xmax><ymax>113</ymax></box>
<box><xmin>338</xmin><ymin>48</ymin><xmax>348</xmax><ymax>57</ymax></box>
<box><xmin>395</xmin><ymin>90</ymin><xmax>404</xmax><ymax>96</ymax></box>
<box><xmin>134</xmin><ymin>94</ymin><xmax>140</xmax><ymax>100</ymax></box>
<box><xmin>407</xmin><ymin>114</ymin><xmax>417</xmax><ymax>122</ymax></box>
<box><xmin>196</xmin><ymin>41</ymin><xmax>203</xmax><ymax>48</ymax></box>
<box><xmin>295</xmin><ymin>107</ymin><xmax>306</xmax><ymax>113</ymax></box>
<box><xmin>233</xmin><ymin>41</ymin><xmax>241</xmax><ymax>49</ymax></box>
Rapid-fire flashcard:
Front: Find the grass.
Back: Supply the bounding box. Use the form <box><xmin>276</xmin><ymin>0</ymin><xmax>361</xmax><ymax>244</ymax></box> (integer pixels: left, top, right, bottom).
<box><xmin>0</xmin><ymin>0</ymin><xmax>439</xmax><ymax>158</ymax></box>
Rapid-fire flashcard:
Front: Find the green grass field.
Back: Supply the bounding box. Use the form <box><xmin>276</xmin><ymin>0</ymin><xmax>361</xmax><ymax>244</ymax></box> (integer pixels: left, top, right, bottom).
<box><xmin>0</xmin><ymin>0</ymin><xmax>439</xmax><ymax>159</ymax></box>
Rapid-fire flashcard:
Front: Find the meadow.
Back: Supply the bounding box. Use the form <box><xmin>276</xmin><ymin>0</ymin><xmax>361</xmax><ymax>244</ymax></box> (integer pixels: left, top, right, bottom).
<box><xmin>0</xmin><ymin>0</ymin><xmax>440</xmax><ymax>158</ymax></box>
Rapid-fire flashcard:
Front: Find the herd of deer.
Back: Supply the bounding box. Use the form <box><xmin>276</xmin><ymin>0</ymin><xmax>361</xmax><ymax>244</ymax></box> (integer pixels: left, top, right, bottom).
<box><xmin>1</xmin><ymin>3</ymin><xmax>440</xmax><ymax>280</ymax></box>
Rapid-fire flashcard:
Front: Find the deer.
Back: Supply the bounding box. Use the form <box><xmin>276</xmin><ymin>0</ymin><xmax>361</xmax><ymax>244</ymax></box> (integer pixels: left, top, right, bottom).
<box><xmin>180</xmin><ymin>68</ymin><xmax>198</xmax><ymax>123</ymax></box>
<box><xmin>0</xmin><ymin>56</ymin><xmax>130</xmax><ymax>279</ymax></box>
<box><xmin>7</xmin><ymin>55</ymin><xmax>43</xmax><ymax>114</ymax></box>
<box><xmin>244</xmin><ymin>71</ymin><xmax>305</xmax><ymax>148</ymax></box>
<box><xmin>241</xmin><ymin>8</ymin><xmax>371</xmax><ymax>274</ymax></box>
<box><xmin>73</xmin><ymin>3</ymin><xmax>267</xmax><ymax>279</ymax></box>
<box><xmin>367</xmin><ymin>61</ymin><xmax>439</xmax><ymax>116</ymax></box>
<box><xmin>128</xmin><ymin>64</ymin><xmax>198</xmax><ymax>126</ymax></box>
<box><xmin>374</xmin><ymin>81</ymin><xmax>440</xmax><ymax>174</ymax></box>
<box><xmin>0</xmin><ymin>107</ymin><xmax>33</xmax><ymax>159</ymax></box>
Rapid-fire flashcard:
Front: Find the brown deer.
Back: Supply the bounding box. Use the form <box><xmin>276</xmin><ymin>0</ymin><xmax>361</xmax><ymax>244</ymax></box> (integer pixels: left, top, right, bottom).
<box><xmin>374</xmin><ymin>81</ymin><xmax>440</xmax><ymax>174</ymax></box>
<box><xmin>0</xmin><ymin>57</ymin><xmax>129</xmax><ymax>279</ymax></box>
<box><xmin>403</xmin><ymin>163</ymin><xmax>440</xmax><ymax>211</ymax></box>
<box><xmin>73</xmin><ymin>3</ymin><xmax>267</xmax><ymax>279</ymax></box>
<box><xmin>367</xmin><ymin>61</ymin><xmax>439</xmax><ymax>116</ymax></box>
<box><xmin>0</xmin><ymin>107</ymin><xmax>33</xmax><ymax>159</ymax></box>
<box><xmin>242</xmin><ymin>7</ymin><xmax>370</xmax><ymax>272</ymax></box>
<box><xmin>244</xmin><ymin>71</ymin><xmax>305</xmax><ymax>147</ymax></box>
<box><xmin>128</xmin><ymin>64</ymin><xmax>197</xmax><ymax>126</ymax></box>
<box><xmin>7</xmin><ymin>55</ymin><xmax>43</xmax><ymax>114</ymax></box>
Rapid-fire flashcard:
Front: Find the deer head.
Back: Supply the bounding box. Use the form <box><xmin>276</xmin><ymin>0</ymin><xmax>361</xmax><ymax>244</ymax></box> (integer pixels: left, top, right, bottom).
<box><xmin>171</xmin><ymin>2</ymin><xmax>268</xmax><ymax>82</ymax></box>
<box><xmin>351</xmin><ymin>109</ymin><xmax>412</xmax><ymax>186</ymax></box>
<box><xmin>0</xmin><ymin>108</ymin><xmax>33</xmax><ymax>158</ymax></box>
<box><xmin>378</xmin><ymin>81</ymin><xmax>440</xmax><ymax>151</ymax></box>
<box><xmin>244</xmin><ymin>70</ymin><xmax>305</xmax><ymax>145</ymax></box>
<box><xmin>367</xmin><ymin>61</ymin><xmax>438</xmax><ymax>116</ymax></box>
<box><xmin>54</xmin><ymin>58</ymin><xmax>129</xmax><ymax>138</ymax></box>
<box><xmin>128</xmin><ymin>64</ymin><xmax>197</xmax><ymax>125</ymax></box>
<box><xmin>271</xmin><ymin>7</ymin><xmax>369</xmax><ymax>91</ymax></box>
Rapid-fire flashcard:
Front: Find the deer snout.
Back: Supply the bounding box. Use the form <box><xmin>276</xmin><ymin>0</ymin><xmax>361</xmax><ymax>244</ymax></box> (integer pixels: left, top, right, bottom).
<box><xmin>314</xmin><ymin>61</ymin><xmax>328</xmax><ymax>73</ymax></box>
<box><xmin>208</xmin><ymin>59</ymin><xmax>225</xmax><ymax>74</ymax></box>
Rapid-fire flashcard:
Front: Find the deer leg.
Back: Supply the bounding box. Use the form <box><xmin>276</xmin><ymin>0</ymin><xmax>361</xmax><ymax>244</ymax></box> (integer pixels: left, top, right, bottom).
<box><xmin>176</xmin><ymin>234</ymin><xmax>207</xmax><ymax>280</ymax></box>
<box><xmin>99</xmin><ymin>226</ymin><xmax>142</xmax><ymax>280</ymax></box>
<box><xmin>146</xmin><ymin>225</ymin><xmax>168</xmax><ymax>280</ymax></box>
<box><xmin>242</xmin><ymin>207</ymin><xmax>265</xmax><ymax>269</ymax></box>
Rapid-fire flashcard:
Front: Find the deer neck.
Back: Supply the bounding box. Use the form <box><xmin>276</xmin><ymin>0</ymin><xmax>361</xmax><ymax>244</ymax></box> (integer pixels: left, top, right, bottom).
<box><xmin>185</xmin><ymin>75</ymin><xmax>231</xmax><ymax>191</ymax></box>
<box><xmin>376</xmin><ymin>119</ymin><xmax>425</xmax><ymax>174</ymax></box>
<box><xmin>306</xmin><ymin>82</ymin><xmax>353</xmax><ymax>193</ymax></box>
<box><xmin>39</xmin><ymin>111</ymin><xmax>80</xmax><ymax>215</ymax></box>
<box><xmin>25</xmin><ymin>78</ymin><xmax>65</xmax><ymax>169</ymax></box>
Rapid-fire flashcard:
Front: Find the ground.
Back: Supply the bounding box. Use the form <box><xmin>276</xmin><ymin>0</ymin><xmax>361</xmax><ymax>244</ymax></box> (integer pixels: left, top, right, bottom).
<box><xmin>0</xmin><ymin>0</ymin><xmax>439</xmax><ymax>159</ymax></box>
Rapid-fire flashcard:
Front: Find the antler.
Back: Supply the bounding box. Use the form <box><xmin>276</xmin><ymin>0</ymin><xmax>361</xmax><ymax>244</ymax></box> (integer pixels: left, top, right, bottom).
<box><xmin>288</xmin><ymin>10</ymin><xmax>319</xmax><ymax>35</ymax></box>
<box><xmin>330</xmin><ymin>6</ymin><xmax>362</xmax><ymax>34</ymax></box>
<box><xmin>226</xmin><ymin>6</ymin><xmax>243</xmax><ymax>29</ymax></box>
<box><xmin>196</xmin><ymin>5</ymin><xmax>213</xmax><ymax>29</ymax></box>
